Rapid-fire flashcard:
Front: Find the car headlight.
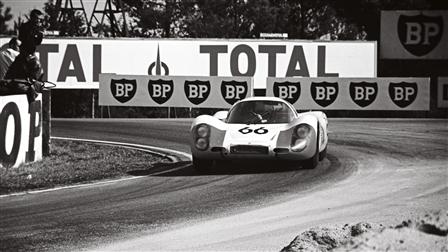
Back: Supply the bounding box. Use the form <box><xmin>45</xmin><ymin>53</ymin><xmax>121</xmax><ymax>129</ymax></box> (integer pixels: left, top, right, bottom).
<box><xmin>196</xmin><ymin>124</ymin><xmax>210</xmax><ymax>138</ymax></box>
<box><xmin>195</xmin><ymin>138</ymin><xmax>209</xmax><ymax>150</ymax></box>
<box><xmin>291</xmin><ymin>124</ymin><xmax>312</xmax><ymax>152</ymax></box>
<box><xmin>295</xmin><ymin>124</ymin><xmax>311</xmax><ymax>139</ymax></box>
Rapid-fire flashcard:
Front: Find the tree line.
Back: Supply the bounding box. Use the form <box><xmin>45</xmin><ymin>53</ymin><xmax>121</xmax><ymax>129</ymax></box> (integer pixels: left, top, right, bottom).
<box><xmin>1</xmin><ymin>0</ymin><xmax>445</xmax><ymax>40</ymax></box>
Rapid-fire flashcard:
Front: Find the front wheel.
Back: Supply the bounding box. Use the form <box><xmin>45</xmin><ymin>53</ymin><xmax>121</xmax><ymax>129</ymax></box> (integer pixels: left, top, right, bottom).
<box><xmin>192</xmin><ymin>157</ymin><xmax>213</xmax><ymax>174</ymax></box>
<box><xmin>319</xmin><ymin>146</ymin><xmax>327</xmax><ymax>161</ymax></box>
<box><xmin>302</xmin><ymin>151</ymin><xmax>318</xmax><ymax>169</ymax></box>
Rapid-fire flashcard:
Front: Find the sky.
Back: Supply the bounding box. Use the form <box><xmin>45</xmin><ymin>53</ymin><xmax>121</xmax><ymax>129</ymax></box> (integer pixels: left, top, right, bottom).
<box><xmin>2</xmin><ymin>0</ymin><xmax>107</xmax><ymax>29</ymax></box>
<box><xmin>3</xmin><ymin>0</ymin><xmax>47</xmax><ymax>20</ymax></box>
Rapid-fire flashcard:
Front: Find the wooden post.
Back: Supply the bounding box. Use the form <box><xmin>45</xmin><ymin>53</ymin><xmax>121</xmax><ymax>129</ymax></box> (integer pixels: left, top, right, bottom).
<box><xmin>91</xmin><ymin>90</ymin><xmax>95</xmax><ymax>118</ymax></box>
<box><xmin>42</xmin><ymin>90</ymin><xmax>51</xmax><ymax>156</ymax></box>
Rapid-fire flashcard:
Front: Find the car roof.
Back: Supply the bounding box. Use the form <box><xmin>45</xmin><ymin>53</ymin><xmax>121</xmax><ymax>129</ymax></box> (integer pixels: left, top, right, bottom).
<box><xmin>238</xmin><ymin>96</ymin><xmax>287</xmax><ymax>103</ymax></box>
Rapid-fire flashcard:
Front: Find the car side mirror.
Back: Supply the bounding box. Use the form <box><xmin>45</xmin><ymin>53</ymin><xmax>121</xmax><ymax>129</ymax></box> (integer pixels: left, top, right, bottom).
<box><xmin>213</xmin><ymin>111</ymin><xmax>228</xmax><ymax>121</ymax></box>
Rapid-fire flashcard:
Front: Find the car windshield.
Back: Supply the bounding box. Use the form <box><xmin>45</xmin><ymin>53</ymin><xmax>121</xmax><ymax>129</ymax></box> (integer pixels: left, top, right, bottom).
<box><xmin>226</xmin><ymin>100</ymin><xmax>295</xmax><ymax>124</ymax></box>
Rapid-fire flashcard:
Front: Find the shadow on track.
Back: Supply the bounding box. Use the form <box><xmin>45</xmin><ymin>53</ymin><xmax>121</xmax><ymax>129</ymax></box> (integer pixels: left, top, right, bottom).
<box><xmin>126</xmin><ymin>158</ymin><xmax>333</xmax><ymax>177</ymax></box>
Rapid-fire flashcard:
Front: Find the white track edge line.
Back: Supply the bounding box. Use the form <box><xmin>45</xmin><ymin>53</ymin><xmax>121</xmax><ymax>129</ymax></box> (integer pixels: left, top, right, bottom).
<box><xmin>53</xmin><ymin>137</ymin><xmax>192</xmax><ymax>160</ymax></box>
<box><xmin>0</xmin><ymin>137</ymin><xmax>192</xmax><ymax>198</ymax></box>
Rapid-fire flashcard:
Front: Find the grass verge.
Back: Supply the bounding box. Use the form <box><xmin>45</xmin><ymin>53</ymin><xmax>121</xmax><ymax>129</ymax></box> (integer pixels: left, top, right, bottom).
<box><xmin>0</xmin><ymin>139</ymin><xmax>171</xmax><ymax>195</ymax></box>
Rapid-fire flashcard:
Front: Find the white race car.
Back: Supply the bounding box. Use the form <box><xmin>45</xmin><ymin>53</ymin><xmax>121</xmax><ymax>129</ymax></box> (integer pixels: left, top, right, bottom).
<box><xmin>190</xmin><ymin>97</ymin><xmax>328</xmax><ymax>172</ymax></box>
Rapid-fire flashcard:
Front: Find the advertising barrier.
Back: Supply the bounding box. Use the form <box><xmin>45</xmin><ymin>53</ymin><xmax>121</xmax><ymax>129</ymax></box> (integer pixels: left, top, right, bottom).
<box><xmin>438</xmin><ymin>77</ymin><xmax>448</xmax><ymax>108</ymax></box>
<box><xmin>0</xmin><ymin>95</ymin><xmax>42</xmax><ymax>168</ymax></box>
<box><xmin>99</xmin><ymin>74</ymin><xmax>253</xmax><ymax>108</ymax></box>
<box><xmin>0</xmin><ymin>38</ymin><xmax>376</xmax><ymax>89</ymax></box>
<box><xmin>266</xmin><ymin>77</ymin><xmax>430</xmax><ymax>111</ymax></box>
<box><xmin>381</xmin><ymin>11</ymin><xmax>448</xmax><ymax>59</ymax></box>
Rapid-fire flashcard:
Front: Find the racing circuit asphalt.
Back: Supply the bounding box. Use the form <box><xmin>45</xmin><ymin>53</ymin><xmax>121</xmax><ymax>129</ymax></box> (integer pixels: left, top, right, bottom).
<box><xmin>0</xmin><ymin>118</ymin><xmax>447</xmax><ymax>251</ymax></box>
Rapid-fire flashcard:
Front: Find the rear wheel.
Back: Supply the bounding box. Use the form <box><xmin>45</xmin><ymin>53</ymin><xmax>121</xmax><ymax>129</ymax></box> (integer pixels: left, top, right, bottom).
<box><xmin>192</xmin><ymin>157</ymin><xmax>213</xmax><ymax>174</ymax></box>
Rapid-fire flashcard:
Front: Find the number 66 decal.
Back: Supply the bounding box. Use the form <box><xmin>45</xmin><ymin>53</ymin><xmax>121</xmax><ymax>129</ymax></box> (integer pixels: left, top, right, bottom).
<box><xmin>238</xmin><ymin>126</ymin><xmax>268</xmax><ymax>134</ymax></box>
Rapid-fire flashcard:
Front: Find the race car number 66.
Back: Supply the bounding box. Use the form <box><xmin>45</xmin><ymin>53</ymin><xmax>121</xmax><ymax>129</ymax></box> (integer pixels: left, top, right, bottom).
<box><xmin>239</xmin><ymin>126</ymin><xmax>268</xmax><ymax>135</ymax></box>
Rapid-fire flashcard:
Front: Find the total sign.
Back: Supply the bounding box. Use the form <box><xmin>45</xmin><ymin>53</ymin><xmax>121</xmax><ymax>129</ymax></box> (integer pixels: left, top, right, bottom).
<box><xmin>100</xmin><ymin>74</ymin><xmax>252</xmax><ymax>108</ymax></box>
<box><xmin>267</xmin><ymin>77</ymin><xmax>430</xmax><ymax>110</ymax></box>
<box><xmin>381</xmin><ymin>11</ymin><xmax>448</xmax><ymax>59</ymax></box>
<box><xmin>0</xmin><ymin>38</ymin><xmax>376</xmax><ymax>89</ymax></box>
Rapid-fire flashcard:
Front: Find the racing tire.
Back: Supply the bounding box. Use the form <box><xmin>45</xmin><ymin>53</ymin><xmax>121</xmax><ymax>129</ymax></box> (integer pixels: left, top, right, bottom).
<box><xmin>302</xmin><ymin>122</ymin><xmax>320</xmax><ymax>169</ymax></box>
<box><xmin>319</xmin><ymin>146</ymin><xmax>327</xmax><ymax>161</ymax></box>
<box><xmin>193</xmin><ymin>157</ymin><xmax>213</xmax><ymax>174</ymax></box>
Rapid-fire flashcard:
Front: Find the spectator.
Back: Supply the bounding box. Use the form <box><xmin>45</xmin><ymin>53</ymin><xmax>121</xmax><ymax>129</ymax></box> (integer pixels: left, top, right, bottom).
<box><xmin>6</xmin><ymin>9</ymin><xmax>45</xmax><ymax>81</ymax></box>
<box><xmin>0</xmin><ymin>37</ymin><xmax>21</xmax><ymax>79</ymax></box>
<box><xmin>18</xmin><ymin>9</ymin><xmax>45</xmax><ymax>55</ymax></box>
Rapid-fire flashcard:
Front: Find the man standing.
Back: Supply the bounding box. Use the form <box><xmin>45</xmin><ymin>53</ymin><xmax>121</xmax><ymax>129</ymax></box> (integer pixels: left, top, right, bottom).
<box><xmin>6</xmin><ymin>9</ymin><xmax>45</xmax><ymax>80</ymax></box>
<box><xmin>18</xmin><ymin>9</ymin><xmax>45</xmax><ymax>56</ymax></box>
<box><xmin>0</xmin><ymin>37</ymin><xmax>21</xmax><ymax>79</ymax></box>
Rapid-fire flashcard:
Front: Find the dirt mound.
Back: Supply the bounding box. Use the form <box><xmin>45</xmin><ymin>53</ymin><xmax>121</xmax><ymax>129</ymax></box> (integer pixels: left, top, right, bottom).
<box><xmin>282</xmin><ymin>210</ymin><xmax>448</xmax><ymax>252</ymax></box>
<box><xmin>281</xmin><ymin>222</ymin><xmax>380</xmax><ymax>252</ymax></box>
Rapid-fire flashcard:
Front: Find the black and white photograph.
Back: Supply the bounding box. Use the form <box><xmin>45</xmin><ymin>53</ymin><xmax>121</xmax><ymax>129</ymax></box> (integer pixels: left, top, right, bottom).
<box><xmin>0</xmin><ymin>0</ymin><xmax>447</xmax><ymax>251</ymax></box>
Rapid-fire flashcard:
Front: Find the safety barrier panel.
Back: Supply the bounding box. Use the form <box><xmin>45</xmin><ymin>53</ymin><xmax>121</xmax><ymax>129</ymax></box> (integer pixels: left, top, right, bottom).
<box><xmin>438</xmin><ymin>77</ymin><xmax>448</xmax><ymax>108</ymax></box>
<box><xmin>0</xmin><ymin>94</ymin><xmax>42</xmax><ymax>168</ymax></box>
<box><xmin>266</xmin><ymin>77</ymin><xmax>430</xmax><ymax>111</ymax></box>
<box><xmin>99</xmin><ymin>74</ymin><xmax>252</xmax><ymax>108</ymax></box>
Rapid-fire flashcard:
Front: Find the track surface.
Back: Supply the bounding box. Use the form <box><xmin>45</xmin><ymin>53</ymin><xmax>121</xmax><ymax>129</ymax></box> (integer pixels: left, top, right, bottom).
<box><xmin>0</xmin><ymin>119</ymin><xmax>447</xmax><ymax>251</ymax></box>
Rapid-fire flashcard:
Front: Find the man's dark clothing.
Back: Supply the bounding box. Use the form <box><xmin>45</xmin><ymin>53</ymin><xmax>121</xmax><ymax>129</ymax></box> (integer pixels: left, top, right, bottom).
<box><xmin>18</xmin><ymin>21</ymin><xmax>43</xmax><ymax>55</ymax></box>
<box><xmin>2</xmin><ymin>54</ymin><xmax>42</xmax><ymax>102</ymax></box>
<box><xmin>5</xmin><ymin>54</ymin><xmax>42</xmax><ymax>80</ymax></box>
<box><xmin>7</xmin><ymin>19</ymin><xmax>44</xmax><ymax>81</ymax></box>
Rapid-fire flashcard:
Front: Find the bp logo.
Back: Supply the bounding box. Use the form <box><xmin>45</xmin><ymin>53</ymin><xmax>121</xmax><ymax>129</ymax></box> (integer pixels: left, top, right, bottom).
<box><xmin>184</xmin><ymin>80</ymin><xmax>211</xmax><ymax>105</ymax></box>
<box><xmin>221</xmin><ymin>80</ymin><xmax>248</xmax><ymax>105</ymax></box>
<box><xmin>389</xmin><ymin>82</ymin><xmax>418</xmax><ymax>108</ymax></box>
<box><xmin>349</xmin><ymin>82</ymin><xmax>378</xmax><ymax>108</ymax></box>
<box><xmin>398</xmin><ymin>14</ymin><xmax>443</xmax><ymax>57</ymax></box>
<box><xmin>310</xmin><ymin>81</ymin><xmax>338</xmax><ymax>107</ymax></box>
<box><xmin>147</xmin><ymin>79</ymin><xmax>174</xmax><ymax>105</ymax></box>
<box><xmin>273</xmin><ymin>81</ymin><xmax>301</xmax><ymax>104</ymax></box>
<box><xmin>110</xmin><ymin>79</ymin><xmax>137</xmax><ymax>103</ymax></box>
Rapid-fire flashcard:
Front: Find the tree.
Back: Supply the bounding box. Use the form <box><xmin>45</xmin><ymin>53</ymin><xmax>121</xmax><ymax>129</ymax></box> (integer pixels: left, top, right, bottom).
<box><xmin>140</xmin><ymin>0</ymin><xmax>367</xmax><ymax>40</ymax></box>
<box><xmin>43</xmin><ymin>0</ymin><xmax>87</xmax><ymax>36</ymax></box>
<box><xmin>122</xmin><ymin>0</ymin><xmax>193</xmax><ymax>37</ymax></box>
<box><xmin>182</xmin><ymin>0</ymin><xmax>280</xmax><ymax>38</ymax></box>
<box><xmin>0</xmin><ymin>0</ymin><xmax>13</xmax><ymax>35</ymax></box>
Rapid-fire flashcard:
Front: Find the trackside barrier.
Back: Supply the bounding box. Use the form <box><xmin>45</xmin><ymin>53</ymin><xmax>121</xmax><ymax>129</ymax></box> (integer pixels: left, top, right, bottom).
<box><xmin>99</xmin><ymin>74</ymin><xmax>253</xmax><ymax>108</ymax></box>
<box><xmin>0</xmin><ymin>94</ymin><xmax>42</xmax><ymax>168</ymax></box>
<box><xmin>266</xmin><ymin>77</ymin><xmax>430</xmax><ymax>111</ymax></box>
